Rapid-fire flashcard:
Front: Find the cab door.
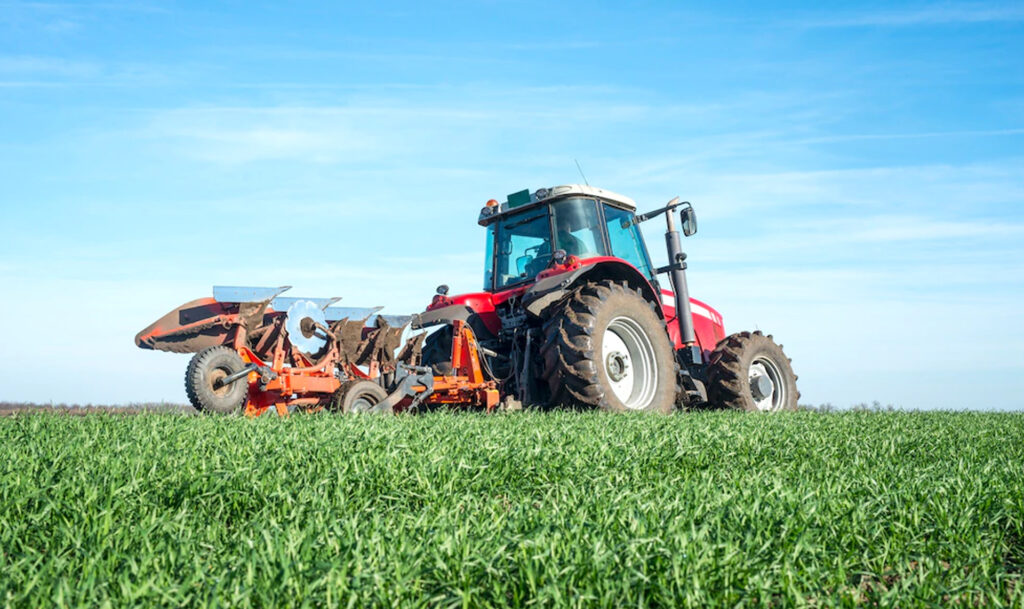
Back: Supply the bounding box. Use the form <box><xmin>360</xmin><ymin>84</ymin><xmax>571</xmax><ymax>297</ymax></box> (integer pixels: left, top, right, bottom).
<box><xmin>601</xmin><ymin>204</ymin><xmax>655</xmax><ymax>279</ymax></box>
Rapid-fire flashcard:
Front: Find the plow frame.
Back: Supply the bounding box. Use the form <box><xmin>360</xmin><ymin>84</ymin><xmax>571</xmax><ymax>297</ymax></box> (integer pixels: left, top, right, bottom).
<box><xmin>424</xmin><ymin>320</ymin><xmax>500</xmax><ymax>411</ymax></box>
<box><xmin>236</xmin><ymin>319</ymin><xmax>498</xmax><ymax>416</ymax></box>
<box><xmin>137</xmin><ymin>287</ymin><xmax>501</xmax><ymax>416</ymax></box>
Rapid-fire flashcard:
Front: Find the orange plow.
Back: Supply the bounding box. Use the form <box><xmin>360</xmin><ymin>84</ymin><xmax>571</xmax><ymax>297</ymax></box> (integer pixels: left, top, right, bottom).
<box><xmin>136</xmin><ymin>286</ymin><xmax>500</xmax><ymax>415</ymax></box>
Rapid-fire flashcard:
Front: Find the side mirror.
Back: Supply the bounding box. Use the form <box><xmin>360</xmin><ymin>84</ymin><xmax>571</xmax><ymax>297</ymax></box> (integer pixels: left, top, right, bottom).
<box><xmin>680</xmin><ymin>206</ymin><xmax>697</xmax><ymax>236</ymax></box>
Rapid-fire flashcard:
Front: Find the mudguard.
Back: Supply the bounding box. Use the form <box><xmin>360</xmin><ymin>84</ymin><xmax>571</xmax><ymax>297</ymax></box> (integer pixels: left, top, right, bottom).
<box><xmin>521</xmin><ymin>260</ymin><xmax>661</xmax><ymax>318</ymax></box>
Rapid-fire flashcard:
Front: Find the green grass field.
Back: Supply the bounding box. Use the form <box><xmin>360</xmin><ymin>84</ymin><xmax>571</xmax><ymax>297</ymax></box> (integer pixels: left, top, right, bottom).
<box><xmin>2</xmin><ymin>411</ymin><xmax>1022</xmax><ymax>608</ymax></box>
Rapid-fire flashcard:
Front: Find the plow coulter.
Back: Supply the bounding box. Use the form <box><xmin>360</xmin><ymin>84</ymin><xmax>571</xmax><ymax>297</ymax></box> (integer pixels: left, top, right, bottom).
<box><xmin>136</xmin><ymin>286</ymin><xmax>499</xmax><ymax>416</ymax></box>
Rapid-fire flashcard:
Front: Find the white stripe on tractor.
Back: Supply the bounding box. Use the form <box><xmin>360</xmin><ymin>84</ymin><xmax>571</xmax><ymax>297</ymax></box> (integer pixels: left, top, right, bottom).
<box><xmin>662</xmin><ymin>291</ymin><xmax>717</xmax><ymax>322</ymax></box>
<box><xmin>690</xmin><ymin>303</ymin><xmax>715</xmax><ymax>320</ymax></box>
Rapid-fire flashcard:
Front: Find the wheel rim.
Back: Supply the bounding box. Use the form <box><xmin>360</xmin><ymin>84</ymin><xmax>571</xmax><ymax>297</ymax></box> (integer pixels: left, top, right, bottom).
<box><xmin>602</xmin><ymin>316</ymin><xmax>657</xmax><ymax>409</ymax></box>
<box><xmin>749</xmin><ymin>356</ymin><xmax>786</xmax><ymax>411</ymax></box>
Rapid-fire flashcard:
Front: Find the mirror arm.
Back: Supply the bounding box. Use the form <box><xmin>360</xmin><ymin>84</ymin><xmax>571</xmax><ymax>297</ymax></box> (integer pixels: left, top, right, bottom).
<box><xmin>626</xmin><ymin>197</ymin><xmax>688</xmax><ymax>227</ymax></box>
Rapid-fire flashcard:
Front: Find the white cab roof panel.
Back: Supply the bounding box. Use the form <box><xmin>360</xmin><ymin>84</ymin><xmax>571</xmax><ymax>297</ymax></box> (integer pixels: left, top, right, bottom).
<box><xmin>542</xmin><ymin>184</ymin><xmax>637</xmax><ymax>211</ymax></box>
<box><xmin>478</xmin><ymin>184</ymin><xmax>638</xmax><ymax>225</ymax></box>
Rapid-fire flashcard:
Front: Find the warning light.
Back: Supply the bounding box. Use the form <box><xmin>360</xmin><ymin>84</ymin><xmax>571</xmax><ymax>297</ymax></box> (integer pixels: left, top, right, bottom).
<box><xmin>486</xmin><ymin>199</ymin><xmax>498</xmax><ymax>207</ymax></box>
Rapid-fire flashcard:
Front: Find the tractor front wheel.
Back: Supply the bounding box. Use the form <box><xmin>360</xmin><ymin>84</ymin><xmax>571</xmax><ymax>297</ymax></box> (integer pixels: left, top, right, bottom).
<box><xmin>706</xmin><ymin>331</ymin><xmax>799</xmax><ymax>412</ymax></box>
<box><xmin>539</xmin><ymin>281</ymin><xmax>677</xmax><ymax>413</ymax></box>
<box><xmin>185</xmin><ymin>346</ymin><xmax>249</xmax><ymax>414</ymax></box>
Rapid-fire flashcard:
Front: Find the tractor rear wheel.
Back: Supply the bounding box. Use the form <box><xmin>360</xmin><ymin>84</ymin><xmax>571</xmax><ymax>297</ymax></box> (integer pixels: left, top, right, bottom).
<box><xmin>338</xmin><ymin>380</ymin><xmax>389</xmax><ymax>414</ymax></box>
<box><xmin>185</xmin><ymin>346</ymin><xmax>248</xmax><ymax>414</ymax></box>
<box><xmin>539</xmin><ymin>281</ymin><xmax>677</xmax><ymax>413</ymax></box>
<box><xmin>706</xmin><ymin>331</ymin><xmax>799</xmax><ymax>412</ymax></box>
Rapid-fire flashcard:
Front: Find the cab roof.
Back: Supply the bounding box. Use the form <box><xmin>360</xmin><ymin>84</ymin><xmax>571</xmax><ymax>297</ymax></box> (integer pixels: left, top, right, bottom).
<box><xmin>478</xmin><ymin>184</ymin><xmax>637</xmax><ymax>226</ymax></box>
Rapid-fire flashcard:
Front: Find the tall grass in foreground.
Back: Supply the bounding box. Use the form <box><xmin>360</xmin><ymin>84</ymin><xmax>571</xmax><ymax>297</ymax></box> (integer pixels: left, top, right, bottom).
<box><xmin>1</xmin><ymin>411</ymin><xmax>1022</xmax><ymax>608</ymax></box>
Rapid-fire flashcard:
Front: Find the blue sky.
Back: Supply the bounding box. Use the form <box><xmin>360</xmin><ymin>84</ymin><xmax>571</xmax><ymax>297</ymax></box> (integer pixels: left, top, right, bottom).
<box><xmin>1</xmin><ymin>1</ymin><xmax>1022</xmax><ymax>409</ymax></box>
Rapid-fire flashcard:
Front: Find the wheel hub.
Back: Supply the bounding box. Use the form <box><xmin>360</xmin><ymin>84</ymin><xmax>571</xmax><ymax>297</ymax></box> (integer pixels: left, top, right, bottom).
<box><xmin>209</xmin><ymin>368</ymin><xmax>230</xmax><ymax>397</ymax></box>
<box><xmin>748</xmin><ymin>356</ymin><xmax>787</xmax><ymax>411</ymax></box>
<box><xmin>605</xmin><ymin>351</ymin><xmax>630</xmax><ymax>382</ymax></box>
<box><xmin>750</xmin><ymin>374</ymin><xmax>774</xmax><ymax>401</ymax></box>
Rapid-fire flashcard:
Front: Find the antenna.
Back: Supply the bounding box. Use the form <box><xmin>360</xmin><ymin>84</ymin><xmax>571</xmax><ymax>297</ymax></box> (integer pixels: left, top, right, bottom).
<box><xmin>574</xmin><ymin>158</ymin><xmax>589</xmax><ymax>186</ymax></box>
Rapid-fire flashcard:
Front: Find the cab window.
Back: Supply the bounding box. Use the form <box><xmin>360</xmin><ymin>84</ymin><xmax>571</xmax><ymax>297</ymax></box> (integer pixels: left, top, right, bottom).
<box><xmin>483</xmin><ymin>225</ymin><xmax>495</xmax><ymax>290</ymax></box>
<box><xmin>492</xmin><ymin>209</ymin><xmax>552</xmax><ymax>289</ymax></box>
<box><xmin>603</xmin><ymin>204</ymin><xmax>654</xmax><ymax>278</ymax></box>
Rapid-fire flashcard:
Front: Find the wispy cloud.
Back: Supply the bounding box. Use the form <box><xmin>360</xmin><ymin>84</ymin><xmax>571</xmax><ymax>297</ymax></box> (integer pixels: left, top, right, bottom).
<box><xmin>0</xmin><ymin>55</ymin><xmax>98</xmax><ymax>77</ymax></box>
<box><xmin>0</xmin><ymin>80</ymin><xmax>66</xmax><ymax>87</ymax></box>
<box><xmin>614</xmin><ymin>160</ymin><xmax>1024</xmax><ymax>222</ymax></box>
<box><xmin>0</xmin><ymin>1</ymin><xmax>167</xmax><ymax>36</ymax></box>
<box><xmin>796</xmin><ymin>3</ymin><xmax>1024</xmax><ymax>28</ymax></box>
<box><xmin>0</xmin><ymin>2</ymin><xmax>169</xmax><ymax>13</ymax></box>
<box><xmin>133</xmin><ymin>84</ymin><xmax>845</xmax><ymax>168</ymax></box>
<box><xmin>503</xmin><ymin>40</ymin><xmax>601</xmax><ymax>51</ymax></box>
<box><xmin>796</xmin><ymin>128</ymin><xmax>1024</xmax><ymax>144</ymax></box>
<box><xmin>138</xmin><ymin>99</ymin><xmax>653</xmax><ymax>165</ymax></box>
<box><xmin>687</xmin><ymin>216</ymin><xmax>1024</xmax><ymax>273</ymax></box>
<box><xmin>157</xmin><ymin>125</ymin><xmax>350</xmax><ymax>164</ymax></box>
<box><xmin>811</xmin><ymin>216</ymin><xmax>1024</xmax><ymax>243</ymax></box>
<box><xmin>0</xmin><ymin>53</ymin><xmax>200</xmax><ymax>88</ymax></box>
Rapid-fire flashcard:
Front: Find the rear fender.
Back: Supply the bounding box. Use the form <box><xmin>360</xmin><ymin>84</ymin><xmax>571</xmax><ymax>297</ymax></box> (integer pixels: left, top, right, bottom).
<box><xmin>521</xmin><ymin>259</ymin><xmax>662</xmax><ymax>318</ymax></box>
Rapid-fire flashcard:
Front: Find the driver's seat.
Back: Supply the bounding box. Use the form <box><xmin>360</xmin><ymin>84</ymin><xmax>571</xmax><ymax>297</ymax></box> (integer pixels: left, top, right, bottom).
<box><xmin>524</xmin><ymin>247</ymin><xmax>552</xmax><ymax>278</ymax></box>
<box><xmin>556</xmin><ymin>230</ymin><xmax>586</xmax><ymax>257</ymax></box>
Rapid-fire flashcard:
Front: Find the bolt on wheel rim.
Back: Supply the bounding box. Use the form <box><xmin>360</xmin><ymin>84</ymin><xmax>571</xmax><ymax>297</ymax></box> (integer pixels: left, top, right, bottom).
<box><xmin>749</xmin><ymin>356</ymin><xmax>786</xmax><ymax>411</ymax></box>
<box><xmin>602</xmin><ymin>316</ymin><xmax>657</xmax><ymax>409</ymax></box>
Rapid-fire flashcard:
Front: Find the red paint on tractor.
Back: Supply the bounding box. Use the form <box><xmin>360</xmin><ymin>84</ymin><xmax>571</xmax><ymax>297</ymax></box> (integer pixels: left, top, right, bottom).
<box><xmin>658</xmin><ymin>290</ymin><xmax>725</xmax><ymax>358</ymax></box>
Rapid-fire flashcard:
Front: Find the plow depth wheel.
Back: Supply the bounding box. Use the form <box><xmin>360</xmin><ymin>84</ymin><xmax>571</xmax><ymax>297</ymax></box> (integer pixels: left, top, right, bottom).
<box><xmin>338</xmin><ymin>381</ymin><xmax>389</xmax><ymax>414</ymax></box>
<box><xmin>185</xmin><ymin>346</ymin><xmax>249</xmax><ymax>415</ymax></box>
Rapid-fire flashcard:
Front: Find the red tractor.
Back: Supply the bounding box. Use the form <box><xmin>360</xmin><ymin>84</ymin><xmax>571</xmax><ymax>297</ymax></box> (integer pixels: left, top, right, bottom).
<box><xmin>136</xmin><ymin>184</ymin><xmax>798</xmax><ymax>414</ymax></box>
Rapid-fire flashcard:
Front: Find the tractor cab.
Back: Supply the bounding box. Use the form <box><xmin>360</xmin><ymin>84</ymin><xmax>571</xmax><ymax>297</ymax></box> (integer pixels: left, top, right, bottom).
<box><xmin>478</xmin><ymin>185</ymin><xmax>656</xmax><ymax>292</ymax></box>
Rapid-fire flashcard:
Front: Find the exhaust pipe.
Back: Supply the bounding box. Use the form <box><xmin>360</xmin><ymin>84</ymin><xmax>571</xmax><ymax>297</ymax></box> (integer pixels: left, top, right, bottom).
<box><xmin>662</xmin><ymin>201</ymin><xmax>696</xmax><ymax>346</ymax></box>
<box><xmin>630</xmin><ymin>196</ymin><xmax>700</xmax><ymax>364</ymax></box>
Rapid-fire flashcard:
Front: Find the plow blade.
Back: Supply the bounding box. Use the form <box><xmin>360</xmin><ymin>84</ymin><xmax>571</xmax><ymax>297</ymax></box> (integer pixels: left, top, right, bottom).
<box><xmin>136</xmin><ymin>286</ymin><xmax>411</xmax><ymax>355</ymax></box>
<box><xmin>134</xmin><ymin>298</ymin><xmax>236</xmax><ymax>353</ymax></box>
